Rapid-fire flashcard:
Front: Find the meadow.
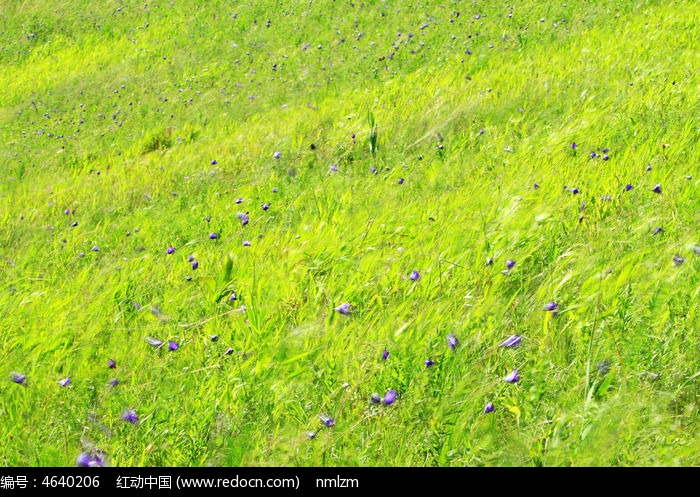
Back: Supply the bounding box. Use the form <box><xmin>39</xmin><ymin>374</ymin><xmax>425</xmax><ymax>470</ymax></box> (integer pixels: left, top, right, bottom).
<box><xmin>0</xmin><ymin>0</ymin><xmax>698</xmax><ymax>467</ymax></box>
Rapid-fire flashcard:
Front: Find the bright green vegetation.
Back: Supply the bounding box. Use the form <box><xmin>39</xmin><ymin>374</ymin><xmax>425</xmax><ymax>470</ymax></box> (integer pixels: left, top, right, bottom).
<box><xmin>0</xmin><ymin>0</ymin><xmax>698</xmax><ymax>467</ymax></box>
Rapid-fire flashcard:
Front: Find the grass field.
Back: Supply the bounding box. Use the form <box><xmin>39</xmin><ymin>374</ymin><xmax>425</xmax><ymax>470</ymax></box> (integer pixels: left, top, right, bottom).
<box><xmin>1</xmin><ymin>0</ymin><xmax>698</xmax><ymax>467</ymax></box>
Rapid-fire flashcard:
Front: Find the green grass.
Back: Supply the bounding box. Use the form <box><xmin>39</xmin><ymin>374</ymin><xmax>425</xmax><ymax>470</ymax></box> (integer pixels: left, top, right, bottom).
<box><xmin>0</xmin><ymin>0</ymin><xmax>698</xmax><ymax>467</ymax></box>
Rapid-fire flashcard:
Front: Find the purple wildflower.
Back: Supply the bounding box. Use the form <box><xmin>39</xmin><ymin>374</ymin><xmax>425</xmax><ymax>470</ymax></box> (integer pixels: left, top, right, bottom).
<box><xmin>211</xmin><ymin>160</ymin><xmax>217</xmax><ymax>165</ymax></box>
<box><xmin>544</xmin><ymin>301</ymin><xmax>559</xmax><ymax>311</ymax></box>
<box><xmin>306</xmin><ymin>431</ymin><xmax>317</xmax><ymax>439</ymax></box>
<box><xmin>320</xmin><ymin>415</ymin><xmax>335</xmax><ymax>427</ymax></box>
<box><xmin>425</xmin><ymin>358</ymin><xmax>435</xmax><ymax>367</ymax></box>
<box><xmin>571</xmin><ymin>142</ymin><xmax>577</xmax><ymax>149</ymax></box>
<box><xmin>243</xmin><ymin>240</ymin><xmax>251</xmax><ymax>246</ymax></box>
<box><xmin>107</xmin><ymin>378</ymin><xmax>119</xmax><ymax>387</ymax></box>
<box><xmin>590</xmin><ymin>151</ymin><xmax>597</xmax><ymax>159</ymax></box>
<box><xmin>383</xmin><ymin>389</ymin><xmax>398</xmax><ymax>405</ymax></box>
<box><xmin>262</xmin><ymin>202</ymin><xmax>271</xmax><ymax>210</ymax></box>
<box><xmin>11</xmin><ymin>372</ymin><xmax>26</xmax><ymax>385</ymax></box>
<box><xmin>206</xmin><ymin>216</ymin><xmax>211</xmax><ymax>222</ymax></box>
<box><xmin>272</xmin><ymin>187</ymin><xmax>278</xmax><ymax>193</ymax></box>
<box><xmin>533</xmin><ymin>182</ymin><xmax>540</xmax><ymax>189</ymax></box>
<box><xmin>122</xmin><ymin>409</ymin><xmax>139</xmax><ymax>424</ymax></box>
<box><xmin>167</xmin><ymin>246</ymin><xmax>175</xmax><ymax>254</ymax></box>
<box><xmin>229</xmin><ymin>292</ymin><xmax>237</xmax><ymax>301</ymax></box>
<box><xmin>673</xmin><ymin>255</ymin><xmax>685</xmax><ymax>266</ymax></box>
<box><xmin>571</xmin><ymin>187</ymin><xmax>580</xmax><ymax>195</ymax></box>
<box><xmin>59</xmin><ymin>377</ymin><xmax>71</xmax><ymax>387</ymax></box>
<box><xmin>447</xmin><ymin>333</ymin><xmax>459</xmax><ymax>351</ymax></box>
<box><xmin>504</xmin><ymin>369</ymin><xmax>520</xmax><ymax>383</ymax></box>
<box><xmin>236</xmin><ymin>197</ymin><xmax>243</xmax><ymax>204</ymax></box>
<box><xmin>625</xmin><ymin>184</ymin><xmax>633</xmax><ymax>191</ymax></box>
<box><xmin>484</xmin><ymin>402</ymin><xmax>495</xmax><ymax>414</ymax></box>
<box><xmin>273</xmin><ymin>151</ymin><xmax>281</xmax><ymax>159</ymax></box>
<box><xmin>187</xmin><ymin>255</ymin><xmax>195</xmax><ymax>262</ymax></box>
<box><xmin>238</xmin><ymin>212</ymin><xmax>249</xmax><ymax>226</ymax></box>
<box><xmin>209</xmin><ymin>233</ymin><xmax>218</xmax><ymax>239</ymax></box>
<box><xmin>225</xmin><ymin>348</ymin><xmax>234</xmax><ymax>355</ymax></box>
<box><xmin>370</xmin><ymin>393</ymin><xmax>382</xmax><ymax>404</ymax></box>
<box><xmin>191</xmin><ymin>260</ymin><xmax>199</xmax><ymax>270</ymax></box>
<box><xmin>652</xmin><ymin>227</ymin><xmax>663</xmax><ymax>235</ymax></box>
<box><xmin>108</xmin><ymin>359</ymin><xmax>116</xmax><ymax>369</ymax></box>
<box><xmin>92</xmin><ymin>245</ymin><xmax>99</xmax><ymax>252</ymax></box>
<box><xmin>146</xmin><ymin>337</ymin><xmax>164</xmax><ymax>347</ymax></box>
<box><xmin>652</xmin><ymin>184</ymin><xmax>662</xmax><ymax>194</ymax></box>
<box><xmin>602</xmin><ymin>154</ymin><xmax>609</xmax><ymax>161</ymax></box>
<box><xmin>381</xmin><ymin>348</ymin><xmax>389</xmax><ymax>361</ymax></box>
<box><xmin>329</xmin><ymin>164</ymin><xmax>339</xmax><ymax>172</ymax></box>
<box><xmin>334</xmin><ymin>303</ymin><xmax>351</xmax><ymax>315</ymax></box>
<box><xmin>168</xmin><ymin>340</ymin><xmax>179</xmax><ymax>351</ymax></box>
<box><xmin>398</xmin><ymin>178</ymin><xmax>405</xmax><ymax>184</ymax></box>
<box><xmin>499</xmin><ymin>335</ymin><xmax>522</xmax><ymax>348</ymax></box>
<box><xmin>409</xmin><ymin>270</ymin><xmax>420</xmax><ymax>281</ymax></box>
<box><xmin>505</xmin><ymin>260</ymin><xmax>516</xmax><ymax>270</ymax></box>
<box><xmin>76</xmin><ymin>451</ymin><xmax>105</xmax><ymax>468</ymax></box>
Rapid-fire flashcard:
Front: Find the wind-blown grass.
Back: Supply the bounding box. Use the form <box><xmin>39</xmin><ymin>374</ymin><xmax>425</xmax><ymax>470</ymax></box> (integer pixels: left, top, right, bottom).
<box><xmin>0</xmin><ymin>0</ymin><xmax>698</xmax><ymax>467</ymax></box>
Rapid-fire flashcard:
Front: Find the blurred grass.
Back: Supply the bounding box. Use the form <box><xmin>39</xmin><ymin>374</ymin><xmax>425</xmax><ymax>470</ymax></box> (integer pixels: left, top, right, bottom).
<box><xmin>0</xmin><ymin>0</ymin><xmax>699</xmax><ymax>467</ymax></box>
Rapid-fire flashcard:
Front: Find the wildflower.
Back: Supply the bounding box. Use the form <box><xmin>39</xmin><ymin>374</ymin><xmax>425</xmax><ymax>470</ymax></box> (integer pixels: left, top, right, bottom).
<box><xmin>505</xmin><ymin>260</ymin><xmax>516</xmax><ymax>270</ymax></box>
<box><xmin>92</xmin><ymin>245</ymin><xmax>99</xmax><ymax>252</ymax></box>
<box><xmin>484</xmin><ymin>402</ymin><xmax>495</xmax><ymax>414</ymax></box>
<box><xmin>499</xmin><ymin>335</ymin><xmax>522</xmax><ymax>348</ymax></box>
<box><xmin>76</xmin><ymin>451</ymin><xmax>105</xmax><ymax>468</ymax></box>
<box><xmin>122</xmin><ymin>409</ymin><xmax>138</xmax><ymax>424</ymax></box>
<box><xmin>187</xmin><ymin>255</ymin><xmax>195</xmax><ymax>262</ymax></box>
<box><xmin>59</xmin><ymin>377</ymin><xmax>71</xmax><ymax>387</ymax></box>
<box><xmin>146</xmin><ymin>337</ymin><xmax>164</xmax><ymax>347</ymax></box>
<box><xmin>571</xmin><ymin>188</ymin><xmax>580</xmax><ymax>195</ymax></box>
<box><xmin>625</xmin><ymin>184</ymin><xmax>633</xmax><ymax>191</ymax></box>
<box><xmin>108</xmin><ymin>359</ymin><xmax>116</xmax><ymax>369</ymax></box>
<box><xmin>544</xmin><ymin>301</ymin><xmax>559</xmax><ymax>311</ymax></box>
<box><xmin>504</xmin><ymin>369</ymin><xmax>520</xmax><ymax>383</ymax></box>
<box><xmin>652</xmin><ymin>227</ymin><xmax>663</xmax><ymax>235</ymax></box>
<box><xmin>590</xmin><ymin>152</ymin><xmax>597</xmax><ymax>159</ymax></box>
<box><xmin>236</xmin><ymin>198</ymin><xmax>243</xmax><ymax>204</ymax></box>
<box><xmin>334</xmin><ymin>303</ymin><xmax>351</xmax><ymax>315</ymax></box>
<box><xmin>673</xmin><ymin>255</ymin><xmax>685</xmax><ymax>266</ymax></box>
<box><xmin>485</xmin><ymin>257</ymin><xmax>494</xmax><ymax>266</ymax></box>
<box><xmin>571</xmin><ymin>142</ymin><xmax>577</xmax><ymax>149</ymax></box>
<box><xmin>320</xmin><ymin>415</ymin><xmax>335</xmax><ymax>427</ymax></box>
<box><xmin>329</xmin><ymin>164</ymin><xmax>339</xmax><ymax>172</ymax></box>
<box><xmin>210</xmin><ymin>335</ymin><xmax>219</xmax><ymax>342</ymax></box>
<box><xmin>243</xmin><ymin>240</ymin><xmax>250</xmax><ymax>246</ymax></box>
<box><xmin>409</xmin><ymin>270</ymin><xmax>420</xmax><ymax>281</ymax></box>
<box><xmin>191</xmin><ymin>260</ymin><xmax>199</xmax><ymax>270</ymax></box>
<box><xmin>225</xmin><ymin>348</ymin><xmax>234</xmax><ymax>355</ymax></box>
<box><xmin>107</xmin><ymin>378</ymin><xmax>119</xmax><ymax>387</ymax></box>
<box><xmin>262</xmin><ymin>202</ymin><xmax>270</xmax><ymax>210</ymax></box>
<box><xmin>381</xmin><ymin>348</ymin><xmax>389</xmax><ymax>361</ymax></box>
<box><xmin>447</xmin><ymin>333</ymin><xmax>459</xmax><ymax>351</ymax></box>
<box><xmin>398</xmin><ymin>178</ymin><xmax>405</xmax><ymax>184</ymax></box>
<box><xmin>167</xmin><ymin>246</ymin><xmax>175</xmax><ymax>254</ymax></box>
<box><xmin>229</xmin><ymin>292</ymin><xmax>237</xmax><ymax>301</ymax></box>
<box><xmin>273</xmin><ymin>151</ymin><xmax>281</xmax><ymax>159</ymax></box>
<box><xmin>425</xmin><ymin>358</ymin><xmax>435</xmax><ymax>368</ymax></box>
<box><xmin>306</xmin><ymin>431</ymin><xmax>317</xmax><ymax>439</ymax></box>
<box><xmin>168</xmin><ymin>340</ymin><xmax>179</xmax><ymax>351</ymax></box>
<box><xmin>209</xmin><ymin>233</ymin><xmax>218</xmax><ymax>239</ymax></box>
<box><xmin>383</xmin><ymin>389</ymin><xmax>398</xmax><ymax>405</ymax></box>
<box><xmin>652</xmin><ymin>184</ymin><xmax>662</xmax><ymax>194</ymax></box>
<box><xmin>238</xmin><ymin>212</ymin><xmax>249</xmax><ymax>226</ymax></box>
<box><xmin>11</xmin><ymin>372</ymin><xmax>27</xmax><ymax>385</ymax></box>
<box><xmin>370</xmin><ymin>393</ymin><xmax>382</xmax><ymax>404</ymax></box>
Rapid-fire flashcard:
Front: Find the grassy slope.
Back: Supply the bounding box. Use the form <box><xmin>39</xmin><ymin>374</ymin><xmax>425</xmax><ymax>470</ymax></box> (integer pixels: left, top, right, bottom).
<box><xmin>0</xmin><ymin>0</ymin><xmax>698</xmax><ymax>466</ymax></box>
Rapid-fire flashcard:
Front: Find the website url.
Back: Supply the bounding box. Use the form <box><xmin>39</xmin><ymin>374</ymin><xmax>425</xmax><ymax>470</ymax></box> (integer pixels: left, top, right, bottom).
<box><xmin>176</xmin><ymin>475</ymin><xmax>299</xmax><ymax>489</ymax></box>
